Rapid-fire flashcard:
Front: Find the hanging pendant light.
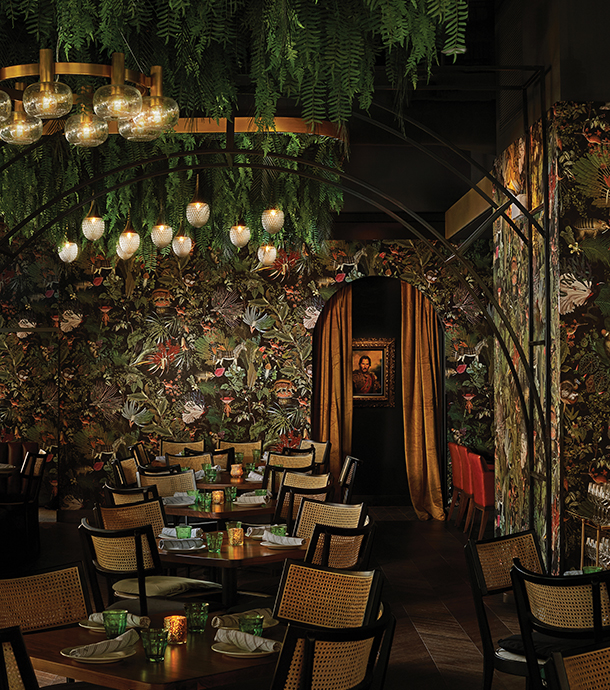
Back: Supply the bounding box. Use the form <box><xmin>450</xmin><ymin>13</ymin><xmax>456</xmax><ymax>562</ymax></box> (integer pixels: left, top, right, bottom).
<box><xmin>116</xmin><ymin>244</ymin><xmax>134</xmax><ymax>260</ymax></box>
<box><xmin>172</xmin><ymin>228</ymin><xmax>193</xmax><ymax>258</ymax></box>
<box><xmin>118</xmin><ymin>216</ymin><xmax>140</xmax><ymax>255</ymax></box>
<box><xmin>151</xmin><ymin>213</ymin><xmax>173</xmax><ymax>248</ymax></box>
<box><xmin>58</xmin><ymin>241</ymin><xmax>78</xmax><ymax>263</ymax></box>
<box><xmin>142</xmin><ymin>66</ymin><xmax>179</xmax><ymax>131</ymax></box>
<box><xmin>0</xmin><ymin>91</ymin><xmax>11</xmax><ymax>122</ymax></box>
<box><xmin>230</xmin><ymin>221</ymin><xmax>251</xmax><ymax>248</ymax></box>
<box><xmin>185</xmin><ymin>175</ymin><xmax>210</xmax><ymax>227</ymax></box>
<box><xmin>258</xmin><ymin>244</ymin><xmax>277</xmax><ymax>266</ymax></box>
<box><xmin>0</xmin><ymin>83</ymin><xmax>42</xmax><ymax>145</ymax></box>
<box><xmin>65</xmin><ymin>110</ymin><xmax>109</xmax><ymax>147</ymax></box>
<box><xmin>81</xmin><ymin>200</ymin><xmax>105</xmax><ymax>240</ymax></box>
<box><xmin>261</xmin><ymin>208</ymin><xmax>284</xmax><ymax>234</ymax></box>
<box><xmin>93</xmin><ymin>53</ymin><xmax>142</xmax><ymax>121</ymax></box>
<box><xmin>23</xmin><ymin>49</ymin><xmax>73</xmax><ymax>119</ymax></box>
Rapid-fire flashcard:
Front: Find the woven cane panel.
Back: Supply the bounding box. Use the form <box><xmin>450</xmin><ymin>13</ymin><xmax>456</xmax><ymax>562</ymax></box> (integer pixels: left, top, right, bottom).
<box><xmin>161</xmin><ymin>440</ymin><xmax>205</xmax><ymax>456</ymax></box>
<box><xmin>284</xmin><ymin>473</ymin><xmax>329</xmax><ymax>490</ymax></box>
<box><xmin>167</xmin><ymin>453</ymin><xmax>212</xmax><ymax>472</ymax></box>
<box><xmin>296</xmin><ymin>503</ymin><xmax>364</xmax><ymax>540</ymax></box>
<box><xmin>2</xmin><ymin>643</ymin><xmax>25</xmax><ymax>690</ymax></box>
<box><xmin>277</xmin><ymin>565</ymin><xmax>372</xmax><ymax>627</ymax></box>
<box><xmin>476</xmin><ymin>534</ymin><xmax>542</xmax><ymax>592</ymax></box>
<box><xmin>0</xmin><ymin>567</ymin><xmax>88</xmax><ymax>632</ymax></box>
<box><xmin>100</xmin><ymin>502</ymin><xmax>166</xmax><ymax>539</ymax></box>
<box><xmin>300</xmin><ymin>441</ymin><xmax>328</xmax><ymax>466</ymax></box>
<box><xmin>112</xmin><ymin>489</ymin><xmax>150</xmax><ymax>505</ymax></box>
<box><xmin>524</xmin><ymin>581</ymin><xmax>610</xmax><ymax>628</ymax></box>
<box><xmin>563</xmin><ymin>647</ymin><xmax>610</xmax><ymax>690</ymax></box>
<box><xmin>219</xmin><ymin>441</ymin><xmax>260</xmax><ymax>462</ymax></box>
<box><xmin>120</xmin><ymin>458</ymin><xmax>138</xmax><ymax>485</ymax></box>
<box><xmin>282</xmin><ymin>638</ymin><xmax>372</xmax><ymax>690</ymax></box>
<box><xmin>139</xmin><ymin>471</ymin><xmax>196</xmax><ymax>496</ymax></box>
<box><xmin>309</xmin><ymin>534</ymin><xmax>363</xmax><ymax>569</ymax></box>
<box><xmin>268</xmin><ymin>452</ymin><xmax>313</xmax><ymax>469</ymax></box>
<box><xmin>91</xmin><ymin>534</ymin><xmax>155</xmax><ymax>572</ymax></box>
<box><xmin>280</xmin><ymin>492</ymin><xmax>327</xmax><ymax>520</ymax></box>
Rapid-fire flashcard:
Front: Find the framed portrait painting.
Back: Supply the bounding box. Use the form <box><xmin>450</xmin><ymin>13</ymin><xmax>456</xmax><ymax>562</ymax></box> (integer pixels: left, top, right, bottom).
<box><xmin>352</xmin><ymin>338</ymin><xmax>395</xmax><ymax>407</ymax></box>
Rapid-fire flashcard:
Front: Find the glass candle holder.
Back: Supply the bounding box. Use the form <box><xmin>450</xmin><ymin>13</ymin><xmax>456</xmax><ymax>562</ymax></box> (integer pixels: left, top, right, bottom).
<box><xmin>163</xmin><ymin>615</ymin><xmax>188</xmax><ymax>644</ymax></box>
<box><xmin>227</xmin><ymin>520</ymin><xmax>244</xmax><ymax>546</ymax></box>
<box><xmin>230</xmin><ymin>463</ymin><xmax>243</xmax><ymax>478</ymax></box>
<box><xmin>212</xmin><ymin>490</ymin><xmax>224</xmax><ymax>504</ymax></box>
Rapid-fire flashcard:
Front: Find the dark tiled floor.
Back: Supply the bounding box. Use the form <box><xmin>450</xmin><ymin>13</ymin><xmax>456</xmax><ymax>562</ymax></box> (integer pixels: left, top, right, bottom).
<box><xmin>30</xmin><ymin>508</ymin><xmax>523</xmax><ymax>689</ymax></box>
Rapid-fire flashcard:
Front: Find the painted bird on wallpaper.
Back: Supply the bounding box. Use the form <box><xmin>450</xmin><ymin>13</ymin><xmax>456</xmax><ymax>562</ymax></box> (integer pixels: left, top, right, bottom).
<box><xmin>242</xmin><ymin>306</ymin><xmax>274</xmax><ymax>333</ymax></box>
<box><xmin>559</xmin><ymin>274</ymin><xmax>595</xmax><ymax>314</ymax></box>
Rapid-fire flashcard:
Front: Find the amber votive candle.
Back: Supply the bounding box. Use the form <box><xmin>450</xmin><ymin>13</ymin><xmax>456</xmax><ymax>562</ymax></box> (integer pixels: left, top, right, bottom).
<box><xmin>212</xmin><ymin>490</ymin><xmax>224</xmax><ymax>504</ymax></box>
<box><xmin>163</xmin><ymin>615</ymin><xmax>187</xmax><ymax>644</ymax></box>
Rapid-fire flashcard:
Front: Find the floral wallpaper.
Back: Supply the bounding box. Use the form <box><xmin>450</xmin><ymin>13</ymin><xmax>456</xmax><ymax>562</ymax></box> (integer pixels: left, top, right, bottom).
<box><xmin>0</xmin><ymin>234</ymin><xmax>492</xmax><ymax>511</ymax></box>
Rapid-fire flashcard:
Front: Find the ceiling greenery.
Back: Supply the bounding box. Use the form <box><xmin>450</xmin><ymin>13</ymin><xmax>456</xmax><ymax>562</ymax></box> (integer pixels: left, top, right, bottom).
<box><xmin>0</xmin><ymin>0</ymin><xmax>468</xmax><ymax>259</ymax></box>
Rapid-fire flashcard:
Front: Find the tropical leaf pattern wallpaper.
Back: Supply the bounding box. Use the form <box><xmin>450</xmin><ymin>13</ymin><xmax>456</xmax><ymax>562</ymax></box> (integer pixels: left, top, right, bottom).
<box><xmin>0</xmin><ymin>235</ymin><xmax>492</xmax><ymax>511</ymax></box>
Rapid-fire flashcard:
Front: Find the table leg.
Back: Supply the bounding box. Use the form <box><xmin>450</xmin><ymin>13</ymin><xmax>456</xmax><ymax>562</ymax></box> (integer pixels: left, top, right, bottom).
<box><xmin>221</xmin><ymin>570</ymin><xmax>237</xmax><ymax>608</ymax></box>
<box><xmin>580</xmin><ymin>519</ymin><xmax>585</xmax><ymax>570</ymax></box>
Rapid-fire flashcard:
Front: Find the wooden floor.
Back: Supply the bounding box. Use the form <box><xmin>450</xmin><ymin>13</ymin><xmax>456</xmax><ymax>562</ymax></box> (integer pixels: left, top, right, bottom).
<box><xmin>30</xmin><ymin>508</ymin><xmax>525</xmax><ymax>690</ymax></box>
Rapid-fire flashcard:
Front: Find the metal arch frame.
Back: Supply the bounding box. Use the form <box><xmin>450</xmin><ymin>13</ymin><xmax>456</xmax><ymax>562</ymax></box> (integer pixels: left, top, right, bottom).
<box><xmin>0</xmin><ymin>68</ymin><xmax>552</xmax><ymax>556</ymax></box>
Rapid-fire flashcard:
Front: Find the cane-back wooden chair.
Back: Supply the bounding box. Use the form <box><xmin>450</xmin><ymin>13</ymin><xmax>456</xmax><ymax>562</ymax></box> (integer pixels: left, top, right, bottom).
<box><xmin>97</xmin><ymin>497</ymin><xmax>168</xmax><ymax>540</ymax></box>
<box><xmin>159</xmin><ymin>440</ymin><xmax>205</xmax><ymax>456</ymax></box>
<box><xmin>103</xmin><ymin>483</ymin><xmax>159</xmax><ymax>506</ymax></box>
<box><xmin>274</xmin><ymin>472</ymin><xmax>332</xmax><ymax>534</ymax></box>
<box><xmin>218</xmin><ymin>439</ymin><xmax>263</xmax><ymax>463</ymax></box>
<box><xmin>305</xmin><ymin>519</ymin><xmax>376</xmax><ymax>571</ymax></box>
<box><xmin>553</xmin><ymin>643</ymin><xmax>610</xmax><ymax>690</ymax></box>
<box><xmin>298</xmin><ymin>439</ymin><xmax>331</xmax><ymax>474</ymax></box>
<box><xmin>294</xmin><ymin>499</ymin><xmax>367</xmax><ymax>541</ymax></box>
<box><xmin>137</xmin><ymin>469</ymin><xmax>197</xmax><ymax>497</ymax></box>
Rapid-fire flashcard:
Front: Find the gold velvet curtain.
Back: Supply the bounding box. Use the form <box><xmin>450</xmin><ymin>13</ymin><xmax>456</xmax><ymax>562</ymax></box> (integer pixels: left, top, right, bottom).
<box><xmin>401</xmin><ymin>282</ymin><xmax>445</xmax><ymax>520</ymax></box>
<box><xmin>311</xmin><ymin>286</ymin><xmax>352</xmax><ymax>488</ymax></box>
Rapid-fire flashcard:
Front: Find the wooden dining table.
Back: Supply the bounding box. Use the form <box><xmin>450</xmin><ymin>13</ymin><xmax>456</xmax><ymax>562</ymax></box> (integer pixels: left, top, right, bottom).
<box><xmin>195</xmin><ymin>470</ymin><xmax>264</xmax><ymax>492</ymax></box>
<box><xmin>163</xmin><ymin>499</ymin><xmax>276</xmax><ymax>522</ymax></box>
<box><xmin>25</xmin><ymin>614</ymin><xmax>284</xmax><ymax>690</ymax></box>
<box><xmin>159</xmin><ymin>532</ymin><xmax>307</xmax><ymax>607</ymax></box>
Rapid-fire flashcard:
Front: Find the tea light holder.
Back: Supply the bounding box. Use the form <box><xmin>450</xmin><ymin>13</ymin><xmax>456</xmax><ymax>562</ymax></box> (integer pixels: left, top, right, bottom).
<box><xmin>212</xmin><ymin>490</ymin><xmax>224</xmax><ymax>504</ymax></box>
<box><xmin>163</xmin><ymin>615</ymin><xmax>187</xmax><ymax>644</ymax></box>
<box><xmin>230</xmin><ymin>463</ymin><xmax>243</xmax><ymax>478</ymax></box>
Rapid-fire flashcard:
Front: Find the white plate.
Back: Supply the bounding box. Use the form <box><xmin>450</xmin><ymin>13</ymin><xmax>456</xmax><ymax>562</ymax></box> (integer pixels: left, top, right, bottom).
<box><xmin>60</xmin><ymin>648</ymin><xmax>137</xmax><ymax>664</ymax></box>
<box><xmin>245</xmin><ymin>477</ymin><xmax>264</xmax><ymax>482</ymax></box>
<box><xmin>161</xmin><ymin>544</ymin><xmax>207</xmax><ymax>552</ymax></box>
<box><xmin>235</xmin><ymin>500</ymin><xmax>266</xmax><ymax>506</ymax></box>
<box><xmin>78</xmin><ymin>620</ymin><xmax>139</xmax><ymax>632</ymax></box>
<box><xmin>247</xmin><ymin>533</ymin><xmax>265</xmax><ymax>541</ymax></box>
<box><xmin>211</xmin><ymin>642</ymin><xmax>276</xmax><ymax>658</ymax></box>
<box><xmin>261</xmin><ymin>540</ymin><xmax>303</xmax><ymax>550</ymax></box>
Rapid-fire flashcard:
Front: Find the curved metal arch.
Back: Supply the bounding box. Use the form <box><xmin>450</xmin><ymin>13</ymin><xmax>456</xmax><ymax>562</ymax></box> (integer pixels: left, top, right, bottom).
<box><xmin>0</xmin><ymin>147</ymin><xmax>546</xmax><ymax>462</ymax></box>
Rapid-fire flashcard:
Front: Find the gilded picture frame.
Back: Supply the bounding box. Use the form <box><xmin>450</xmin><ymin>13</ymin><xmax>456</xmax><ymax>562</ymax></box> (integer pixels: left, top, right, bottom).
<box><xmin>352</xmin><ymin>338</ymin><xmax>395</xmax><ymax>407</ymax></box>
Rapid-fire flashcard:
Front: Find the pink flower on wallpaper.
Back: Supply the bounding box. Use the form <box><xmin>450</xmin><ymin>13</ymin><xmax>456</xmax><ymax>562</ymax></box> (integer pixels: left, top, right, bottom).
<box><xmin>93</xmin><ymin>276</ymin><xmax>103</xmax><ymax>286</ymax></box>
<box><xmin>214</xmin><ymin>367</ymin><xmax>225</xmax><ymax>377</ymax></box>
<box><xmin>335</xmin><ymin>273</ymin><xmax>346</xmax><ymax>282</ymax></box>
<box><xmin>92</xmin><ymin>461</ymin><xmax>104</xmax><ymax>471</ymax></box>
<box><xmin>456</xmin><ymin>364</ymin><xmax>467</xmax><ymax>374</ymax></box>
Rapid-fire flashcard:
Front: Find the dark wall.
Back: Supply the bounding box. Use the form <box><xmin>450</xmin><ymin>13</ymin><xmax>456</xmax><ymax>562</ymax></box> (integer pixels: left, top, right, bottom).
<box><xmin>351</xmin><ymin>277</ymin><xmax>410</xmax><ymax>505</ymax></box>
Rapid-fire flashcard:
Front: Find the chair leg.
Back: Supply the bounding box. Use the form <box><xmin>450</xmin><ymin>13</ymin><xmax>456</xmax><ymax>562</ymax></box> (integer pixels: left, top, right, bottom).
<box><xmin>447</xmin><ymin>489</ymin><xmax>460</xmax><ymax>521</ymax></box>
<box><xmin>478</xmin><ymin>508</ymin><xmax>491</xmax><ymax>541</ymax></box>
<box><xmin>464</xmin><ymin>500</ymin><xmax>475</xmax><ymax>534</ymax></box>
<box><xmin>456</xmin><ymin>495</ymin><xmax>470</xmax><ymax>527</ymax></box>
<box><xmin>482</xmin><ymin>656</ymin><xmax>495</xmax><ymax>690</ymax></box>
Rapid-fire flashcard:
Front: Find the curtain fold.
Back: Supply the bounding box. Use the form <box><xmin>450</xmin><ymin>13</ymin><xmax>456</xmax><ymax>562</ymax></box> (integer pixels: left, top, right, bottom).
<box><xmin>311</xmin><ymin>286</ymin><xmax>352</xmax><ymax>490</ymax></box>
<box><xmin>401</xmin><ymin>282</ymin><xmax>445</xmax><ymax>521</ymax></box>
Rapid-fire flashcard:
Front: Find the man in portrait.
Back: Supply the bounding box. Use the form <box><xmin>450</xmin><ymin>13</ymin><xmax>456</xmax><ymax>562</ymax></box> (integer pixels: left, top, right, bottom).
<box><xmin>353</xmin><ymin>355</ymin><xmax>381</xmax><ymax>395</ymax></box>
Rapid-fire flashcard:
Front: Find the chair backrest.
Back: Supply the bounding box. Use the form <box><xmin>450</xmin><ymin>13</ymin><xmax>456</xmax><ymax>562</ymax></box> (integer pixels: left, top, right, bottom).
<box><xmin>103</xmin><ymin>482</ymin><xmax>159</xmax><ymax>506</ymax></box>
<box><xmin>218</xmin><ymin>440</ymin><xmax>262</xmax><ymax>463</ymax></box>
<box><xmin>137</xmin><ymin>469</ymin><xmax>197</xmax><ymax>497</ymax></box>
<box><xmin>129</xmin><ymin>442</ymin><xmax>150</xmax><ymax>466</ymax></box>
<box><xmin>270</xmin><ymin>604</ymin><xmax>395</xmax><ymax>690</ymax></box>
<box><xmin>458</xmin><ymin>444</ymin><xmax>473</xmax><ymax>494</ymax></box>
<box><xmin>305</xmin><ymin>520</ymin><xmax>375</xmax><ymax>570</ymax></box>
<box><xmin>295</xmin><ymin>499</ymin><xmax>367</xmax><ymax>540</ymax></box>
<box><xmin>111</xmin><ymin>455</ymin><xmax>139</xmax><ymax>486</ymax></box>
<box><xmin>553</xmin><ymin>643</ymin><xmax>610</xmax><ymax>690</ymax></box>
<box><xmin>468</xmin><ymin>450</ymin><xmax>494</xmax><ymax>507</ymax></box>
<box><xmin>263</xmin><ymin>452</ymin><xmax>316</xmax><ymax>497</ymax></box>
<box><xmin>0</xmin><ymin>563</ymin><xmax>91</xmax><ymax>632</ymax></box>
<box><xmin>19</xmin><ymin>450</ymin><xmax>49</xmax><ymax>502</ymax></box>
<box><xmin>98</xmin><ymin>497</ymin><xmax>167</xmax><ymax>540</ymax></box>
<box><xmin>511</xmin><ymin>559</ymin><xmax>610</xmax><ymax>690</ymax></box>
<box><xmin>165</xmin><ymin>452</ymin><xmax>212</xmax><ymax>472</ymax></box>
<box><xmin>447</xmin><ymin>442</ymin><xmax>463</xmax><ymax>491</ymax></box>
<box><xmin>338</xmin><ymin>455</ymin><xmax>361</xmax><ymax>503</ymax></box>
<box><xmin>159</xmin><ymin>440</ymin><xmax>205</xmax><ymax>456</ymax></box>
<box><xmin>275</xmin><ymin>474</ymin><xmax>333</xmax><ymax>534</ymax></box>
<box><xmin>274</xmin><ymin>560</ymin><xmax>382</xmax><ymax>629</ymax></box>
<box><xmin>0</xmin><ymin>626</ymin><xmax>40</xmax><ymax>690</ymax></box>
<box><xmin>299</xmin><ymin>439</ymin><xmax>331</xmax><ymax>472</ymax></box>
<box><xmin>79</xmin><ymin>519</ymin><xmax>162</xmax><ymax>616</ymax></box>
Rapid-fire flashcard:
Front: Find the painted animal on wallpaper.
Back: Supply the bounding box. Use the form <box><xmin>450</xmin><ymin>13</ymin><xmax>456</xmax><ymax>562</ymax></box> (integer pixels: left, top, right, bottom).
<box><xmin>450</xmin><ymin>339</ymin><xmax>488</xmax><ymax>364</ymax></box>
<box><xmin>572</xmin><ymin>218</ymin><xmax>610</xmax><ymax>241</ymax></box>
<box><xmin>559</xmin><ymin>274</ymin><xmax>595</xmax><ymax>314</ymax></box>
<box><xmin>560</xmin><ymin>380</ymin><xmax>579</xmax><ymax>406</ymax></box>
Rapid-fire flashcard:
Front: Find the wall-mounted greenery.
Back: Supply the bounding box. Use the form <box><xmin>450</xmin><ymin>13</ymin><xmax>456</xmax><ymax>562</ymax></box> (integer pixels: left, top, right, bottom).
<box><xmin>0</xmin><ymin>0</ymin><xmax>468</xmax><ymax>126</ymax></box>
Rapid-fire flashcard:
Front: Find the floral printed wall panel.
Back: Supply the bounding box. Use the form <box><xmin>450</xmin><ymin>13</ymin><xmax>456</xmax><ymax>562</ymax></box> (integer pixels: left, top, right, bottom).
<box><xmin>0</xmin><ymin>234</ymin><xmax>493</xmax><ymax>511</ymax></box>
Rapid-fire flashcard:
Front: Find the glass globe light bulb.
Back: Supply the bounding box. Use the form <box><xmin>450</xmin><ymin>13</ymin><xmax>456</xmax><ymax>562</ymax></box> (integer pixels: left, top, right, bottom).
<box><xmin>261</xmin><ymin>209</ymin><xmax>285</xmax><ymax>235</ymax></box>
<box><xmin>186</xmin><ymin>201</ymin><xmax>210</xmax><ymax>228</ymax></box>
<box><xmin>0</xmin><ymin>91</ymin><xmax>12</xmax><ymax>122</ymax></box>
<box><xmin>65</xmin><ymin>112</ymin><xmax>108</xmax><ymax>147</ymax></box>
<box><xmin>230</xmin><ymin>224</ymin><xmax>251</xmax><ymax>248</ymax></box>
<box><xmin>119</xmin><ymin>229</ymin><xmax>140</xmax><ymax>255</ymax></box>
<box><xmin>82</xmin><ymin>215</ymin><xmax>105</xmax><ymax>241</ymax></box>
<box><xmin>151</xmin><ymin>223</ymin><xmax>173</xmax><ymax>248</ymax></box>
<box><xmin>23</xmin><ymin>82</ymin><xmax>73</xmax><ymax>119</ymax></box>
<box><xmin>0</xmin><ymin>111</ymin><xmax>42</xmax><ymax>145</ymax></box>
<box><xmin>140</xmin><ymin>95</ymin><xmax>179</xmax><ymax>132</ymax></box>
<box><xmin>58</xmin><ymin>241</ymin><xmax>78</xmax><ymax>263</ymax></box>
<box><xmin>118</xmin><ymin>114</ymin><xmax>161</xmax><ymax>142</ymax></box>
<box><xmin>172</xmin><ymin>235</ymin><xmax>192</xmax><ymax>258</ymax></box>
<box><xmin>94</xmin><ymin>84</ymin><xmax>142</xmax><ymax>121</ymax></box>
<box><xmin>258</xmin><ymin>245</ymin><xmax>277</xmax><ymax>266</ymax></box>
<box><xmin>116</xmin><ymin>244</ymin><xmax>134</xmax><ymax>260</ymax></box>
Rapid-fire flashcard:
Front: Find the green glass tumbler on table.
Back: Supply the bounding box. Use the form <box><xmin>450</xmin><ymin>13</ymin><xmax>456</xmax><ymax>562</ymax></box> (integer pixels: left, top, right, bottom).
<box><xmin>235</xmin><ymin>452</ymin><xmax>244</xmax><ymax>464</ymax></box>
<box><xmin>102</xmin><ymin>609</ymin><xmax>127</xmax><ymax>639</ymax></box>
<box><xmin>239</xmin><ymin>612</ymin><xmax>264</xmax><ymax>637</ymax></box>
<box><xmin>141</xmin><ymin>628</ymin><xmax>169</xmax><ymax>662</ymax></box>
<box><xmin>270</xmin><ymin>525</ymin><xmax>287</xmax><ymax>536</ymax></box>
<box><xmin>201</xmin><ymin>491</ymin><xmax>212</xmax><ymax>510</ymax></box>
<box><xmin>175</xmin><ymin>525</ymin><xmax>192</xmax><ymax>539</ymax></box>
<box><xmin>252</xmin><ymin>449</ymin><xmax>261</xmax><ymax>464</ymax></box>
<box><xmin>225</xmin><ymin>485</ymin><xmax>237</xmax><ymax>502</ymax></box>
<box><xmin>184</xmin><ymin>602</ymin><xmax>209</xmax><ymax>633</ymax></box>
<box><xmin>206</xmin><ymin>531</ymin><xmax>223</xmax><ymax>553</ymax></box>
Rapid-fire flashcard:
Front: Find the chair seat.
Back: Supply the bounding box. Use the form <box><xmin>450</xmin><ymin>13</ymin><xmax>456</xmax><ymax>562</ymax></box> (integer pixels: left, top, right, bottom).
<box><xmin>114</xmin><ymin>575</ymin><xmax>222</xmax><ymax>598</ymax></box>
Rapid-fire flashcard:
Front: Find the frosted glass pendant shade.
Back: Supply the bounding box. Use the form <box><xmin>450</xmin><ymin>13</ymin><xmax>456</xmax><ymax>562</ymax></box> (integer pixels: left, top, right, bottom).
<box><xmin>94</xmin><ymin>84</ymin><xmax>142</xmax><ymax>121</ymax></box>
<box><xmin>0</xmin><ymin>91</ymin><xmax>11</xmax><ymax>121</ymax></box>
<box><xmin>151</xmin><ymin>223</ymin><xmax>173</xmax><ymax>248</ymax></box>
<box><xmin>116</xmin><ymin>244</ymin><xmax>134</xmax><ymax>260</ymax></box>
<box><xmin>65</xmin><ymin>112</ymin><xmax>108</xmax><ymax>147</ymax></box>
<box><xmin>261</xmin><ymin>209</ymin><xmax>284</xmax><ymax>234</ymax></box>
<box><xmin>23</xmin><ymin>82</ymin><xmax>72</xmax><ymax>119</ymax></box>
<box><xmin>138</xmin><ymin>95</ymin><xmax>179</xmax><ymax>132</ymax></box>
<box><xmin>82</xmin><ymin>215</ymin><xmax>105</xmax><ymax>240</ymax></box>
<box><xmin>186</xmin><ymin>201</ymin><xmax>210</xmax><ymax>228</ymax></box>
<box><xmin>172</xmin><ymin>235</ymin><xmax>192</xmax><ymax>258</ymax></box>
<box><xmin>58</xmin><ymin>241</ymin><xmax>78</xmax><ymax>263</ymax></box>
<box><xmin>230</xmin><ymin>224</ymin><xmax>250</xmax><ymax>248</ymax></box>
<box><xmin>0</xmin><ymin>111</ymin><xmax>42</xmax><ymax>145</ymax></box>
<box><xmin>258</xmin><ymin>245</ymin><xmax>277</xmax><ymax>266</ymax></box>
<box><xmin>119</xmin><ymin>229</ymin><xmax>140</xmax><ymax>255</ymax></box>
